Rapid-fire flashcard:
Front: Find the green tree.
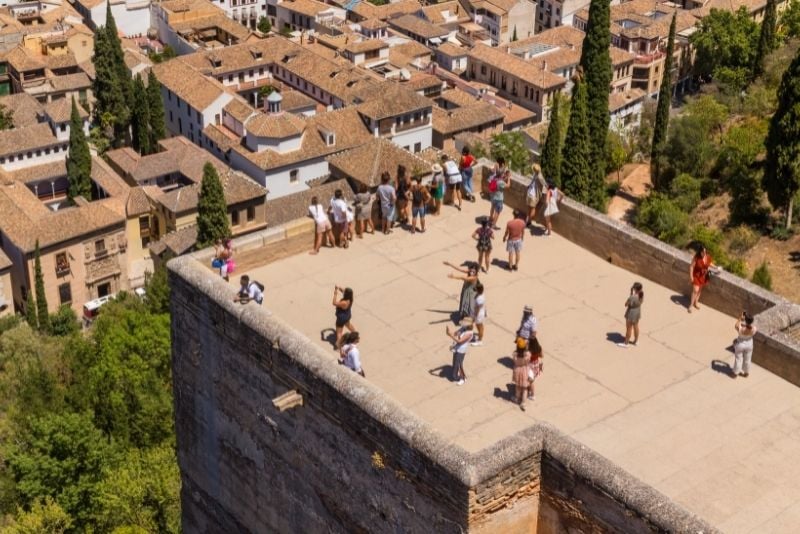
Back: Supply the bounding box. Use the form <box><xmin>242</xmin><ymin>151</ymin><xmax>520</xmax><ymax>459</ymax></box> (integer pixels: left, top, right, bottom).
<box><xmin>49</xmin><ymin>305</ymin><xmax>80</xmax><ymax>337</ymax></box>
<box><xmin>751</xmin><ymin>261</ymin><xmax>773</xmax><ymax>289</ymax></box>
<box><xmin>651</xmin><ymin>13</ymin><xmax>677</xmax><ymax>189</ymax></box>
<box><xmin>489</xmin><ymin>131</ymin><xmax>530</xmax><ymax>174</ymax></box>
<box><xmin>560</xmin><ymin>75</ymin><xmax>594</xmax><ymax>205</ymax></box>
<box><xmin>66</xmin><ymin>302</ymin><xmax>173</xmax><ymax>448</ymax></box>
<box><xmin>4</xmin><ymin>497</ymin><xmax>72</xmax><ymax>534</ymax></box>
<box><xmin>668</xmin><ymin>173</ymin><xmax>702</xmax><ymax>212</ymax></box>
<box><xmin>257</xmin><ymin>16</ymin><xmax>271</xmax><ymax>33</ymax></box>
<box><xmin>718</xmin><ymin>118</ymin><xmax>768</xmax><ymax>225</ymax></box>
<box><xmin>66</xmin><ymin>98</ymin><xmax>92</xmax><ymax>203</ymax></box>
<box><xmin>0</xmin><ymin>103</ymin><xmax>14</xmax><ymax>130</ymax></box>
<box><xmin>147</xmin><ymin>70</ymin><xmax>166</xmax><ymax>151</ymax></box>
<box><xmin>92</xmin><ymin>6</ymin><xmax>132</xmax><ymax>146</ymax></box>
<box><xmin>540</xmin><ymin>91</ymin><xmax>564</xmax><ymax>186</ymax></box>
<box><xmin>6</xmin><ymin>412</ymin><xmax>115</xmax><ymax>529</ymax></box>
<box><xmin>33</xmin><ymin>242</ymin><xmax>50</xmax><ymax>333</ymax></box>
<box><xmin>143</xmin><ymin>264</ymin><xmax>170</xmax><ymax>315</ymax></box>
<box><xmin>93</xmin><ymin>443</ymin><xmax>181</xmax><ymax>533</ymax></box>
<box><xmin>752</xmin><ymin>0</ymin><xmax>779</xmax><ymax>79</ymax></box>
<box><xmin>780</xmin><ymin>0</ymin><xmax>800</xmax><ymax>39</ymax></box>
<box><xmin>25</xmin><ymin>294</ymin><xmax>38</xmax><ymax>330</ymax></box>
<box><xmin>196</xmin><ymin>162</ymin><xmax>230</xmax><ymax>248</ymax></box>
<box><xmin>691</xmin><ymin>7</ymin><xmax>758</xmax><ymax>92</ymax></box>
<box><xmin>578</xmin><ymin>0</ymin><xmax>613</xmax><ymax>176</ymax></box>
<box><xmin>131</xmin><ymin>75</ymin><xmax>151</xmax><ymax>155</ymax></box>
<box><xmin>635</xmin><ymin>194</ymin><xmax>690</xmax><ymax>245</ymax></box>
<box><xmin>763</xmin><ymin>46</ymin><xmax>800</xmax><ymax>228</ymax></box>
<box><xmin>511</xmin><ymin>25</ymin><xmax>518</xmax><ymax>42</ymax></box>
<box><xmin>606</xmin><ymin>130</ymin><xmax>628</xmax><ymax>184</ymax></box>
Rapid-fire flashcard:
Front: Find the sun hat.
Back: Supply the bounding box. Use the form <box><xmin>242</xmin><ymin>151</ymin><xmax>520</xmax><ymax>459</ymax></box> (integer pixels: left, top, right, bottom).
<box><xmin>432</xmin><ymin>163</ymin><xmax>443</xmax><ymax>173</ymax></box>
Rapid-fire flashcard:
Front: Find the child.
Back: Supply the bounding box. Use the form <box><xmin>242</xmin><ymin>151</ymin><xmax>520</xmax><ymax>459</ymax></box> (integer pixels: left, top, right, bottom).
<box><xmin>472</xmin><ymin>218</ymin><xmax>494</xmax><ymax>273</ymax></box>
<box><xmin>527</xmin><ymin>337</ymin><xmax>544</xmax><ymax>401</ymax></box>
<box><xmin>543</xmin><ymin>182</ymin><xmax>561</xmax><ymax>236</ymax></box>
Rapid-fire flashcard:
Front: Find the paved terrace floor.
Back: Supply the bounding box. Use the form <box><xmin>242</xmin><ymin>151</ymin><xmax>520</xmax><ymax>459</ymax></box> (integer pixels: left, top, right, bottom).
<box><xmin>236</xmin><ymin>199</ymin><xmax>800</xmax><ymax>533</ymax></box>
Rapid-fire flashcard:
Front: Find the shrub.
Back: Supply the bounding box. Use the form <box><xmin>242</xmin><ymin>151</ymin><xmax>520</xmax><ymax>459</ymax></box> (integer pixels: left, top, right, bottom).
<box><xmin>49</xmin><ymin>305</ymin><xmax>80</xmax><ymax>337</ymax></box>
<box><xmin>751</xmin><ymin>261</ymin><xmax>773</xmax><ymax>290</ymax></box>
<box><xmin>691</xmin><ymin>225</ymin><xmax>748</xmax><ymax>277</ymax></box>
<box><xmin>727</xmin><ymin>225</ymin><xmax>760</xmax><ymax>254</ymax></box>
<box><xmin>770</xmin><ymin>225</ymin><xmax>794</xmax><ymax>240</ymax></box>
<box><xmin>635</xmin><ymin>194</ymin><xmax>690</xmax><ymax>245</ymax></box>
<box><xmin>669</xmin><ymin>173</ymin><xmax>702</xmax><ymax>212</ymax></box>
<box><xmin>0</xmin><ymin>314</ymin><xmax>21</xmax><ymax>336</ymax></box>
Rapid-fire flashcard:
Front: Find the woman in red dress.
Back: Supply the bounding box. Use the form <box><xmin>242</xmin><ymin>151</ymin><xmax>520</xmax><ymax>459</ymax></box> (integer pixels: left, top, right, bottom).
<box><xmin>689</xmin><ymin>246</ymin><xmax>716</xmax><ymax>312</ymax></box>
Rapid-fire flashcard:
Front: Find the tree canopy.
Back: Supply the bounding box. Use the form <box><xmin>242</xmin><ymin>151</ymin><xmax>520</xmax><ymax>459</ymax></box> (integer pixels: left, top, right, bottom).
<box><xmin>752</xmin><ymin>0</ymin><xmax>779</xmax><ymax>79</ymax></box>
<box><xmin>540</xmin><ymin>92</ymin><xmax>565</xmax><ymax>187</ymax></box>
<box><xmin>66</xmin><ymin>98</ymin><xmax>92</xmax><ymax>203</ymax></box>
<box><xmin>196</xmin><ymin>162</ymin><xmax>231</xmax><ymax>248</ymax></box>
<box><xmin>561</xmin><ymin>75</ymin><xmax>594</xmax><ymax>205</ymax></box>
<box><xmin>651</xmin><ymin>13</ymin><xmax>677</xmax><ymax>189</ymax></box>
<box><xmin>691</xmin><ymin>7</ymin><xmax>759</xmax><ymax>91</ymax></box>
<box><xmin>489</xmin><ymin>131</ymin><xmax>531</xmax><ymax>174</ymax></box>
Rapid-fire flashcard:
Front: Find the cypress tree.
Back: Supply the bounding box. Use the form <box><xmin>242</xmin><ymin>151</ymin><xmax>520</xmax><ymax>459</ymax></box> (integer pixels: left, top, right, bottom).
<box><xmin>752</xmin><ymin>0</ymin><xmax>778</xmax><ymax>79</ymax></box>
<box><xmin>763</xmin><ymin>46</ymin><xmax>800</xmax><ymax>229</ymax></box>
<box><xmin>561</xmin><ymin>74</ymin><xmax>593</xmax><ymax>205</ymax></box>
<box><xmin>541</xmin><ymin>92</ymin><xmax>564</xmax><ymax>187</ymax></box>
<box><xmin>92</xmin><ymin>26</ymin><xmax>126</xmax><ymax>141</ymax></box>
<box><xmin>131</xmin><ymin>75</ymin><xmax>151</xmax><ymax>155</ymax></box>
<box><xmin>67</xmin><ymin>98</ymin><xmax>93</xmax><ymax>203</ymax></box>
<box><xmin>196</xmin><ymin>162</ymin><xmax>231</xmax><ymax>248</ymax></box>
<box><xmin>147</xmin><ymin>70</ymin><xmax>166</xmax><ymax>151</ymax></box>
<box><xmin>579</xmin><ymin>0</ymin><xmax>613</xmax><ymax>173</ymax></box>
<box><xmin>25</xmin><ymin>293</ymin><xmax>37</xmax><ymax>329</ymax></box>
<box><xmin>512</xmin><ymin>26</ymin><xmax>518</xmax><ymax>42</ymax></box>
<box><xmin>651</xmin><ymin>13</ymin><xmax>677</xmax><ymax>190</ymax></box>
<box><xmin>34</xmin><ymin>241</ymin><xmax>50</xmax><ymax>333</ymax></box>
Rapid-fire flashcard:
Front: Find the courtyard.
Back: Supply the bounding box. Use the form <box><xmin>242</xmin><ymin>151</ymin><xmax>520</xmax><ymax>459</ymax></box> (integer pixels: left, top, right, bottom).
<box><xmin>238</xmin><ymin>198</ymin><xmax>800</xmax><ymax>533</ymax></box>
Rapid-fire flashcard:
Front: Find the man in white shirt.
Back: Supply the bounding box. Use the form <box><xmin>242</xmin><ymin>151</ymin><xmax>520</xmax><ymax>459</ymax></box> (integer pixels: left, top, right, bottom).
<box><xmin>330</xmin><ymin>189</ymin><xmax>350</xmax><ymax>248</ymax></box>
<box><xmin>309</xmin><ymin>196</ymin><xmax>334</xmax><ymax>255</ymax></box>
<box><xmin>234</xmin><ymin>275</ymin><xmax>263</xmax><ymax>305</ymax></box>
<box><xmin>442</xmin><ymin>154</ymin><xmax>463</xmax><ymax>211</ymax></box>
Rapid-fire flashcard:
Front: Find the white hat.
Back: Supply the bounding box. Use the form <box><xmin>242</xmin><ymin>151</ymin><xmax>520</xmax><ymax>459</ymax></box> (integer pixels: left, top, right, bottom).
<box><xmin>432</xmin><ymin>163</ymin><xmax>443</xmax><ymax>173</ymax></box>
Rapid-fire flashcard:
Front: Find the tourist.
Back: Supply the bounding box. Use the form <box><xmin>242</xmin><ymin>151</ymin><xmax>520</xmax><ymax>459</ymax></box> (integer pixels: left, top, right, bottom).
<box><xmin>233</xmin><ymin>274</ymin><xmax>264</xmax><ymax>305</ymax></box>
<box><xmin>472</xmin><ymin>217</ymin><xmax>494</xmax><ymax>273</ymax></box>
<box><xmin>526</xmin><ymin>163</ymin><xmax>547</xmax><ymax>227</ymax></box>
<box><xmin>444</xmin><ymin>261</ymin><xmax>480</xmax><ymax>320</ymax></box>
<box><xmin>442</xmin><ymin>154</ymin><xmax>462</xmax><ymax>211</ymax></box>
<box><xmin>512</xmin><ymin>338</ymin><xmax>530</xmax><ymax>410</ymax></box>
<box><xmin>472</xmin><ymin>283</ymin><xmax>486</xmax><ymax>346</ymax></box>
<box><xmin>732</xmin><ymin>312</ymin><xmax>757</xmax><ymax>378</ymax></box>
<box><xmin>459</xmin><ymin>145</ymin><xmax>477</xmax><ymax>202</ymax></box>
<box><xmin>516</xmin><ymin>305</ymin><xmax>537</xmax><ymax>347</ymax></box>
<box><xmin>689</xmin><ymin>245</ymin><xmax>718</xmax><ymax>312</ymax></box>
<box><xmin>503</xmin><ymin>211</ymin><xmax>526</xmax><ymax>271</ymax></box>
<box><xmin>353</xmin><ymin>184</ymin><xmax>375</xmax><ymax>238</ymax></box>
<box><xmin>543</xmin><ymin>181</ymin><xmax>561</xmax><ymax>236</ymax></box>
<box><xmin>330</xmin><ymin>189</ymin><xmax>350</xmax><ymax>248</ymax></box>
<box><xmin>409</xmin><ymin>180</ymin><xmax>428</xmax><ymax>234</ymax></box>
<box><xmin>338</xmin><ymin>332</ymin><xmax>365</xmax><ymax>377</ymax></box>
<box><xmin>618</xmin><ymin>282</ymin><xmax>644</xmax><ymax>348</ymax></box>
<box><xmin>446</xmin><ymin>318</ymin><xmax>474</xmax><ymax>385</ymax></box>
<box><xmin>430</xmin><ymin>163</ymin><xmax>445</xmax><ymax>215</ymax></box>
<box><xmin>488</xmin><ymin>157</ymin><xmax>510</xmax><ymax>230</ymax></box>
<box><xmin>377</xmin><ymin>172</ymin><xmax>396</xmax><ymax>234</ymax></box>
<box><xmin>332</xmin><ymin>285</ymin><xmax>356</xmax><ymax>350</ymax></box>
<box><xmin>396</xmin><ymin>165</ymin><xmax>410</xmax><ymax>225</ymax></box>
<box><xmin>345</xmin><ymin>203</ymin><xmax>355</xmax><ymax>243</ymax></box>
<box><xmin>213</xmin><ymin>238</ymin><xmax>234</xmax><ymax>281</ymax></box>
<box><xmin>527</xmin><ymin>337</ymin><xmax>543</xmax><ymax>401</ymax></box>
<box><xmin>308</xmin><ymin>196</ymin><xmax>334</xmax><ymax>255</ymax></box>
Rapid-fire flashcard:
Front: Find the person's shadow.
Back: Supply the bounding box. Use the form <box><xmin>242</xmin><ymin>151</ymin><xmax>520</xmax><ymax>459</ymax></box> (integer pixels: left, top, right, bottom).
<box><xmin>670</xmin><ymin>294</ymin><xmax>690</xmax><ymax>308</ymax></box>
<box><xmin>711</xmin><ymin>359</ymin><xmax>735</xmax><ymax>378</ymax></box>
<box><xmin>426</xmin><ymin>309</ymin><xmax>462</xmax><ymax>325</ymax></box>
<box><xmin>321</xmin><ymin>328</ymin><xmax>337</xmax><ymax>349</ymax></box>
<box><xmin>493</xmin><ymin>384</ymin><xmax>515</xmax><ymax>401</ymax></box>
<box><xmin>497</xmin><ymin>356</ymin><xmax>513</xmax><ymax>369</ymax></box>
<box><xmin>606</xmin><ymin>332</ymin><xmax>625</xmax><ymax>344</ymax></box>
<box><xmin>429</xmin><ymin>365</ymin><xmax>453</xmax><ymax>380</ymax></box>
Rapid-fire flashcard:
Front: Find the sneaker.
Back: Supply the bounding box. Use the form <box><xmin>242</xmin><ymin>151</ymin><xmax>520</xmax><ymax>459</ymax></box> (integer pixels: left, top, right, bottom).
<box><xmin>456</xmin><ymin>379</ymin><xmax>465</xmax><ymax>386</ymax></box>
<box><xmin>531</xmin><ymin>395</ymin><xmax>535</xmax><ymax>401</ymax></box>
<box><xmin>616</xmin><ymin>342</ymin><xmax>628</xmax><ymax>348</ymax></box>
<box><xmin>520</xmin><ymin>404</ymin><xmax>526</xmax><ymax>411</ymax></box>
<box><xmin>527</xmin><ymin>394</ymin><xmax>533</xmax><ymax>401</ymax></box>
<box><xmin>470</xmin><ymin>340</ymin><xmax>483</xmax><ymax>346</ymax></box>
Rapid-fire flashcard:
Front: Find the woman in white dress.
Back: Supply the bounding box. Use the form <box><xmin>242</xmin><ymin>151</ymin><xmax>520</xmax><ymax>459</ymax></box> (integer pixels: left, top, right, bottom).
<box><xmin>543</xmin><ymin>182</ymin><xmax>561</xmax><ymax>236</ymax></box>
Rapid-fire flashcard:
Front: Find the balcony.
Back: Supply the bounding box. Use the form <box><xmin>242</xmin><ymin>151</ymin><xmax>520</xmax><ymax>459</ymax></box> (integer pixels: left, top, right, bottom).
<box><xmin>634</xmin><ymin>50</ymin><xmax>665</xmax><ymax>65</ymax></box>
<box><xmin>55</xmin><ymin>262</ymin><xmax>70</xmax><ymax>277</ymax></box>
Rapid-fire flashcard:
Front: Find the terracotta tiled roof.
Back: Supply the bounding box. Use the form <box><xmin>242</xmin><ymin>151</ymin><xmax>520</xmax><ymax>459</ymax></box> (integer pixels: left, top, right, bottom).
<box><xmin>4</xmin><ymin>160</ymin><xmax>66</xmax><ymax>184</ymax></box>
<box><xmin>327</xmin><ymin>137</ymin><xmax>431</xmax><ymax>187</ymax></box>
<box><xmin>170</xmin><ymin>14</ymin><xmax>252</xmax><ymax>42</ymax></box>
<box><xmin>245</xmin><ymin>111</ymin><xmax>306</xmax><ymax>138</ymax></box>
<box><xmin>280</xmin><ymin>89</ymin><xmax>317</xmax><ymax>112</ymax></box>
<box><xmin>149</xmin><ymin>224</ymin><xmax>198</xmax><ymax>257</ymax></box>
<box><xmin>126</xmin><ymin>186</ymin><xmax>152</xmax><ymax>217</ymax></box>
<box><xmin>0</xmin><ymin>248</ymin><xmax>11</xmax><ymax>271</ymax></box>
<box><xmin>432</xmin><ymin>103</ymin><xmax>503</xmax><ymax>135</ymax></box>
<box><xmin>436</xmin><ymin>42</ymin><xmax>467</xmax><ymax>57</ymax></box>
<box><xmin>468</xmin><ymin>43</ymin><xmax>566</xmax><ymax>89</ymax></box>
<box><xmin>224</xmin><ymin>98</ymin><xmax>257</xmax><ymax>123</ymax></box>
<box><xmin>43</xmin><ymin>98</ymin><xmax>88</xmax><ymax>124</ymax></box>
<box><xmin>420</xmin><ymin>1</ymin><xmax>471</xmax><ymax>24</ymax></box>
<box><xmin>439</xmin><ymin>87</ymin><xmax>479</xmax><ymax>107</ymax></box>
<box><xmin>46</xmin><ymin>52</ymin><xmax>79</xmax><ymax>71</ymax></box>
<box><xmin>344</xmin><ymin>38</ymin><xmax>388</xmax><ymax>54</ymax></box>
<box><xmin>0</xmin><ymin>93</ymin><xmax>43</xmax><ymax>128</ymax></box>
<box><xmin>359</xmin><ymin>18</ymin><xmax>388</xmax><ymax>30</ymax></box>
<box><xmin>356</xmin><ymin>83</ymin><xmax>432</xmax><ymax>120</ymax></box>
<box><xmin>391</xmin><ymin>40</ymin><xmax>433</xmax><ymax>59</ymax></box>
<box><xmin>5</xmin><ymin>46</ymin><xmax>44</xmax><ymax>72</ymax></box>
<box><xmin>231</xmin><ymin>106</ymin><xmax>373</xmax><ymax>171</ymax></box>
<box><xmin>203</xmin><ymin>124</ymin><xmax>240</xmax><ymax>152</ymax></box>
<box><xmin>152</xmin><ymin>59</ymin><xmax>229</xmax><ymax>112</ymax></box>
<box><xmin>388</xmin><ymin>14</ymin><xmax>450</xmax><ymax>40</ymax></box>
<box><xmin>0</xmin><ymin>123</ymin><xmax>59</xmax><ymax>157</ymax></box>
<box><xmin>279</xmin><ymin>0</ymin><xmax>331</xmax><ymax>16</ymax></box>
<box><xmin>351</xmin><ymin>0</ymin><xmax>422</xmax><ymax>20</ymax></box>
<box><xmin>49</xmin><ymin>72</ymin><xmax>92</xmax><ymax>92</ymax></box>
<box><xmin>179</xmin><ymin>36</ymin><xmax>299</xmax><ymax>75</ymax></box>
<box><xmin>609</xmin><ymin>88</ymin><xmax>646</xmax><ymax>112</ymax></box>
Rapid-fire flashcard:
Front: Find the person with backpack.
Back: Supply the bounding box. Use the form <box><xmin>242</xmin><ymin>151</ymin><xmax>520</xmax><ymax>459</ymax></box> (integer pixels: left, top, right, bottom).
<box><xmin>234</xmin><ymin>275</ymin><xmax>264</xmax><ymax>305</ymax></box>
<box><xmin>429</xmin><ymin>163</ymin><xmax>445</xmax><ymax>215</ymax></box>
<box><xmin>339</xmin><ymin>332</ymin><xmax>365</xmax><ymax>377</ymax></box>
<box><xmin>526</xmin><ymin>163</ymin><xmax>547</xmax><ymax>228</ymax></box>
<box><xmin>442</xmin><ymin>154</ymin><xmax>462</xmax><ymax>211</ymax></box>
<box><xmin>459</xmin><ymin>146</ymin><xmax>477</xmax><ymax>202</ymax></box>
<box><xmin>472</xmin><ymin>217</ymin><xmax>494</xmax><ymax>273</ymax></box>
<box><xmin>488</xmin><ymin>157</ymin><xmax>510</xmax><ymax>230</ymax></box>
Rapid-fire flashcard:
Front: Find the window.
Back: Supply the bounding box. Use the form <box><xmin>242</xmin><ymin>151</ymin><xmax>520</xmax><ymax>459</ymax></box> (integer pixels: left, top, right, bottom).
<box><xmin>169</xmin><ymin>111</ymin><xmax>173</xmax><ymax>122</ymax></box>
<box><xmin>414</xmin><ymin>142</ymin><xmax>421</xmax><ymax>152</ymax></box>
<box><xmin>231</xmin><ymin>209</ymin><xmax>240</xmax><ymax>226</ymax></box>
<box><xmin>247</xmin><ymin>206</ymin><xmax>256</xmax><ymax>221</ymax></box>
<box><xmin>95</xmin><ymin>239</ymin><xmax>106</xmax><ymax>255</ymax></box>
<box><xmin>58</xmin><ymin>282</ymin><xmax>72</xmax><ymax>305</ymax></box>
<box><xmin>289</xmin><ymin>169</ymin><xmax>299</xmax><ymax>183</ymax></box>
<box><xmin>98</xmin><ymin>282</ymin><xmax>111</xmax><ymax>298</ymax></box>
<box><xmin>60</xmin><ymin>124</ymin><xmax>67</xmax><ymax>132</ymax></box>
<box><xmin>56</xmin><ymin>253</ymin><xmax>70</xmax><ymax>275</ymax></box>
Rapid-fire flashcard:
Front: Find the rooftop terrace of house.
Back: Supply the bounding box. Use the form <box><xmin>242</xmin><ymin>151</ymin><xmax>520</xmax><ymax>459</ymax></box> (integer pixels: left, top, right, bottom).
<box><xmin>184</xmin><ymin>166</ymin><xmax>800</xmax><ymax>532</ymax></box>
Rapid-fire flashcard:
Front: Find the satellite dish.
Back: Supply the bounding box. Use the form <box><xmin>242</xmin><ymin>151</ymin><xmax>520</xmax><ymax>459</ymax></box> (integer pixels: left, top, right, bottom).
<box><xmin>399</xmin><ymin>68</ymin><xmax>411</xmax><ymax>81</ymax></box>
